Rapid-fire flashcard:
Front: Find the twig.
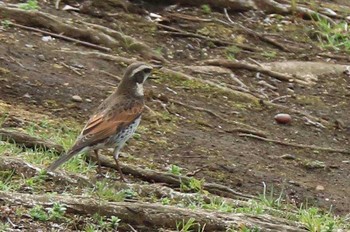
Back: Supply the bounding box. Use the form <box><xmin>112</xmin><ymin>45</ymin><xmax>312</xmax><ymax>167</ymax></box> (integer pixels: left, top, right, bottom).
<box><xmin>224</xmin><ymin>128</ymin><xmax>267</xmax><ymax>138</ymax></box>
<box><xmin>60</xmin><ymin>62</ymin><xmax>82</xmax><ymax>76</ymax></box>
<box><xmin>318</xmin><ymin>53</ymin><xmax>350</xmax><ymax>61</ymax></box>
<box><xmin>99</xmin><ymin>70</ymin><xmax>122</xmax><ymax>81</ymax></box>
<box><xmin>230</xmin><ymin>74</ymin><xmax>248</xmax><ymax>89</ymax></box>
<box><xmin>55</xmin><ymin>50</ymin><xmax>136</xmax><ymax>64</ymax></box>
<box><xmin>55</xmin><ymin>0</ymin><xmax>61</xmax><ymax>10</ymax></box>
<box><xmin>10</xmin><ymin>22</ymin><xmax>111</xmax><ymax>52</ymax></box>
<box><xmin>270</xmin><ymin>95</ymin><xmax>292</xmax><ymax>103</ymax></box>
<box><xmin>239</xmin><ymin>133</ymin><xmax>350</xmax><ymax>154</ymax></box>
<box><xmin>186</xmin><ymin>166</ymin><xmax>207</xmax><ymax>177</ymax></box>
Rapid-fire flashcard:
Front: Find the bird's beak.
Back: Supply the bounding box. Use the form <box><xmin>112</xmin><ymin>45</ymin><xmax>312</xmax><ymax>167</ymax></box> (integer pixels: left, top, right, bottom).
<box><xmin>148</xmin><ymin>76</ymin><xmax>159</xmax><ymax>80</ymax></box>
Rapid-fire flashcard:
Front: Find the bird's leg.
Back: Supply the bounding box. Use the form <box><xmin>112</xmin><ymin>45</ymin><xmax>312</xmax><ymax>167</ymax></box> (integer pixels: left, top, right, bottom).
<box><xmin>113</xmin><ymin>148</ymin><xmax>126</xmax><ymax>182</ymax></box>
<box><xmin>94</xmin><ymin>149</ymin><xmax>102</xmax><ymax>175</ymax></box>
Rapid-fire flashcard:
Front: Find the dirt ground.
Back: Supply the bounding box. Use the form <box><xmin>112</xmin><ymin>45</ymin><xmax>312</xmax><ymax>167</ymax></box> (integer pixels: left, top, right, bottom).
<box><xmin>1</xmin><ymin>0</ymin><xmax>350</xmax><ymax>222</ymax></box>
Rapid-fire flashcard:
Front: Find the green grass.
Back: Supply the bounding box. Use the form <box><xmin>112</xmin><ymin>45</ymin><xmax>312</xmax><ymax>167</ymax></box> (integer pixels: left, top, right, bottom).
<box><xmin>168</xmin><ymin>164</ymin><xmax>183</xmax><ymax>175</ymax></box>
<box><xmin>84</xmin><ymin>214</ymin><xmax>121</xmax><ymax>231</ymax></box>
<box><xmin>18</xmin><ymin>0</ymin><xmax>40</xmax><ymax>10</ymax></box>
<box><xmin>201</xmin><ymin>4</ymin><xmax>211</xmax><ymax>14</ymax></box>
<box><xmin>176</xmin><ymin>218</ymin><xmax>205</xmax><ymax>232</ymax></box>
<box><xmin>89</xmin><ymin>180</ymin><xmax>136</xmax><ymax>202</ymax></box>
<box><xmin>180</xmin><ymin>177</ymin><xmax>205</xmax><ymax>193</ymax></box>
<box><xmin>313</xmin><ymin>15</ymin><xmax>350</xmax><ymax>52</ymax></box>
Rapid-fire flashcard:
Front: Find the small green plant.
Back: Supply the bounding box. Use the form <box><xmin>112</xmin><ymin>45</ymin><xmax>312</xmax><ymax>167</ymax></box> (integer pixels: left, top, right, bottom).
<box><xmin>92</xmin><ymin>180</ymin><xmax>127</xmax><ymax>202</ymax></box>
<box><xmin>180</xmin><ymin>178</ymin><xmax>205</xmax><ymax>193</ymax></box>
<box><xmin>29</xmin><ymin>205</ymin><xmax>49</xmax><ymax>221</ymax></box>
<box><xmin>161</xmin><ymin>197</ymin><xmax>171</xmax><ymax>205</ymax></box>
<box><xmin>258</xmin><ymin>183</ymin><xmax>284</xmax><ymax>209</ymax></box>
<box><xmin>225</xmin><ymin>45</ymin><xmax>241</xmax><ymax>60</ymax></box>
<box><xmin>84</xmin><ymin>223</ymin><xmax>97</xmax><ymax>232</ymax></box>
<box><xmin>0</xmin><ymin>170</ymin><xmax>16</xmax><ymax>191</ymax></box>
<box><xmin>169</xmin><ymin>164</ymin><xmax>183</xmax><ymax>175</ymax></box>
<box><xmin>109</xmin><ymin>216</ymin><xmax>121</xmax><ymax>229</ymax></box>
<box><xmin>176</xmin><ymin>218</ymin><xmax>205</xmax><ymax>232</ymax></box>
<box><xmin>202</xmin><ymin>197</ymin><xmax>234</xmax><ymax>213</ymax></box>
<box><xmin>297</xmin><ymin>206</ymin><xmax>341</xmax><ymax>232</ymax></box>
<box><xmin>91</xmin><ymin>213</ymin><xmax>121</xmax><ymax>230</ymax></box>
<box><xmin>18</xmin><ymin>0</ymin><xmax>40</xmax><ymax>10</ymax></box>
<box><xmin>48</xmin><ymin>203</ymin><xmax>67</xmax><ymax>221</ymax></box>
<box><xmin>201</xmin><ymin>4</ymin><xmax>211</xmax><ymax>14</ymax></box>
<box><xmin>0</xmin><ymin>222</ymin><xmax>10</xmax><ymax>231</ymax></box>
<box><xmin>261</xmin><ymin>51</ymin><xmax>277</xmax><ymax>58</ymax></box>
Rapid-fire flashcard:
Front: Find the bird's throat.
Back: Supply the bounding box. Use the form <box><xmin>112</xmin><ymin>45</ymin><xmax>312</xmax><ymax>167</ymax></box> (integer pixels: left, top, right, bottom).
<box><xmin>135</xmin><ymin>83</ymin><xmax>144</xmax><ymax>96</ymax></box>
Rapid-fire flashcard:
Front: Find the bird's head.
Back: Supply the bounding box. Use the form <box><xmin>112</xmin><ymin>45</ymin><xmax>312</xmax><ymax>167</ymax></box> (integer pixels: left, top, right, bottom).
<box><xmin>117</xmin><ymin>62</ymin><xmax>153</xmax><ymax>97</ymax></box>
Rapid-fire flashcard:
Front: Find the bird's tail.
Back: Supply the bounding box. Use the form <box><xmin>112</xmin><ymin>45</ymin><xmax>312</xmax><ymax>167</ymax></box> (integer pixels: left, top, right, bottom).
<box><xmin>47</xmin><ymin>147</ymin><xmax>84</xmax><ymax>172</ymax></box>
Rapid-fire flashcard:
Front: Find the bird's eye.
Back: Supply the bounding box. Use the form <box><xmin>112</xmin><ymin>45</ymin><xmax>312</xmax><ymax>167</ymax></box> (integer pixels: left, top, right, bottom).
<box><xmin>135</xmin><ymin>72</ymin><xmax>144</xmax><ymax>83</ymax></box>
<box><xmin>143</xmin><ymin>68</ymin><xmax>152</xmax><ymax>75</ymax></box>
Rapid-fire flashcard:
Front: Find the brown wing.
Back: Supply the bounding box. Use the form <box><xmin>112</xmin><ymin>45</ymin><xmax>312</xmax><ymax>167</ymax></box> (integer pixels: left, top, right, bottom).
<box><xmin>70</xmin><ymin>101</ymin><xmax>144</xmax><ymax>152</ymax></box>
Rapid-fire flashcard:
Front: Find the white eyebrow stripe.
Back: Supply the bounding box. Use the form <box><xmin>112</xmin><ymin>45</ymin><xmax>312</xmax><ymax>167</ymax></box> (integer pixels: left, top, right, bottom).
<box><xmin>130</xmin><ymin>65</ymin><xmax>153</xmax><ymax>77</ymax></box>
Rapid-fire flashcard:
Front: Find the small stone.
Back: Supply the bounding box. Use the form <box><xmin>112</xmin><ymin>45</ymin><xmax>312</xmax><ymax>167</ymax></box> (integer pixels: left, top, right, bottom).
<box><xmin>281</xmin><ymin>154</ymin><xmax>296</xmax><ymax>160</ymax></box>
<box><xmin>42</xmin><ymin>36</ymin><xmax>53</xmax><ymax>42</ymax></box>
<box><xmin>72</xmin><ymin>95</ymin><xmax>82</xmax><ymax>102</ymax></box>
<box><xmin>23</xmin><ymin>93</ymin><xmax>31</xmax><ymax>98</ymax></box>
<box><xmin>37</xmin><ymin>54</ymin><xmax>45</xmax><ymax>61</ymax></box>
<box><xmin>186</xmin><ymin>44</ymin><xmax>195</xmax><ymax>50</ymax></box>
<box><xmin>287</xmin><ymin>83</ymin><xmax>295</xmax><ymax>89</ymax></box>
<box><xmin>316</xmin><ymin>185</ymin><xmax>325</xmax><ymax>191</ymax></box>
<box><xmin>274</xmin><ymin>113</ymin><xmax>292</xmax><ymax>124</ymax></box>
<box><xmin>85</xmin><ymin>98</ymin><xmax>92</xmax><ymax>103</ymax></box>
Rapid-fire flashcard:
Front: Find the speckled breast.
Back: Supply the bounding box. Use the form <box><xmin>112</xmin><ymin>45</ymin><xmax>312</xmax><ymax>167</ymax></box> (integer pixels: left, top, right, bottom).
<box><xmin>107</xmin><ymin>116</ymin><xmax>141</xmax><ymax>149</ymax></box>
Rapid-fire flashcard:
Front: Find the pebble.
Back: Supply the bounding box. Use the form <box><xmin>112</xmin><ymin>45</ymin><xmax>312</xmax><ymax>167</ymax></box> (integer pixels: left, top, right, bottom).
<box><xmin>23</xmin><ymin>93</ymin><xmax>31</xmax><ymax>98</ymax></box>
<box><xmin>72</xmin><ymin>95</ymin><xmax>83</xmax><ymax>102</ymax></box>
<box><xmin>281</xmin><ymin>154</ymin><xmax>296</xmax><ymax>160</ymax></box>
<box><xmin>85</xmin><ymin>98</ymin><xmax>92</xmax><ymax>103</ymax></box>
<box><xmin>37</xmin><ymin>54</ymin><xmax>45</xmax><ymax>61</ymax></box>
<box><xmin>316</xmin><ymin>185</ymin><xmax>325</xmax><ymax>191</ymax></box>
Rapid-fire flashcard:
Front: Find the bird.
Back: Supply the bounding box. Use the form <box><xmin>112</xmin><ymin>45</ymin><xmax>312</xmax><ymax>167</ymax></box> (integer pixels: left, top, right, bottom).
<box><xmin>47</xmin><ymin>62</ymin><xmax>154</xmax><ymax>181</ymax></box>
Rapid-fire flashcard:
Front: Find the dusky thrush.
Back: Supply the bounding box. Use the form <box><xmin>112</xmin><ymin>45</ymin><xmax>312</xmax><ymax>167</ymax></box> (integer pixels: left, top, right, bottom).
<box><xmin>47</xmin><ymin>62</ymin><xmax>153</xmax><ymax>181</ymax></box>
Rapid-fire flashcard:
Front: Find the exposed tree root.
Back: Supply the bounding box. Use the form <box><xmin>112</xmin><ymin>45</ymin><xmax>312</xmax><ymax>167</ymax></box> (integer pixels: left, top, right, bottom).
<box><xmin>81</xmin><ymin>21</ymin><xmax>167</xmax><ymax>62</ymax></box>
<box><xmin>174</xmin><ymin>0</ymin><xmax>257</xmax><ymax>12</ymax></box>
<box><xmin>204</xmin><ymin>59</ymin><xmax>311</xmax><ymax>85</ymax></box>
<box><xmin>55</xmin><ymin>50</ymin><xmax>136</xmax><ymax>64</ymax></box>
<box><xmin>0</xmin><ymin>155</ymin><xmax>293</xmax><ymax>220</ymax></box>
<box><xmin>0</xmin><ymin>128</ymin><xmax>254</xmax><ymax>200</ymax></box>
<box><xmin>253</xmin><ymin>0</ymin><xmax>336</xmax><ymax>25</ymax></box>
<box><xmin>10</xmin><ymin>22</ymin><xmax>111</xmax><ymax>52</ymax></box>
<box><xmin>0</xmin><ymin>5</ymin><xmax>164</xmax><ymax>61</ymax></box>
<box><xmin>0</xmin><ymin>128</ymin><xmax>64</xmax><ymax>154</ymax></box>
<box><xmin>93</xmin><ymin>154</ymin><xmax>256</xmax><ymax>200</ymax></box>
<box><xmin>0</xmin><ymin>156</ymin><xmax>92</xmax><ymax>187</ymax></box>
<box><xmin>0</xmin><ymin>191</ymin><xmax>307</xmax><ymax>231</ymax></box>
<box><xmin>239</xmin><ymin>133</ymin><xmax>350</xmax><ymax>154</ymax></box>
